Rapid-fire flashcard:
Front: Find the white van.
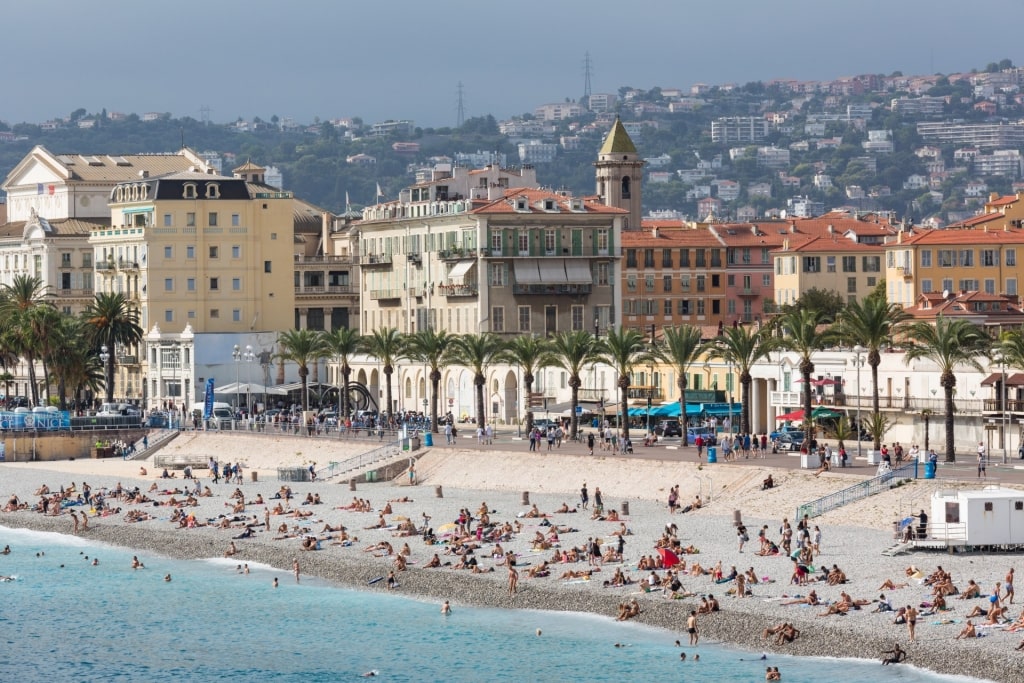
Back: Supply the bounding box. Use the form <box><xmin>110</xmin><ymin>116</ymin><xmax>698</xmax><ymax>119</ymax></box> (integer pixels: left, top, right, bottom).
<box><xmin>190</xmin><ymin>402</ymin><xmax>234</xmax><ymax>421</ymax></box>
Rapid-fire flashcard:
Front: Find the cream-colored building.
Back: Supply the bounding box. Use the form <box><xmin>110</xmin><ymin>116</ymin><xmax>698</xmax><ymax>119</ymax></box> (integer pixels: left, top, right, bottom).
<box><xmin>93</xmin><ymin>166</ymin><xmax>296</xmax><ymax>408</ymax></box>
<box><xmin>774</xmin><ymin>236</ymin><xmax>884</xmax><ymax>306</ymax></box>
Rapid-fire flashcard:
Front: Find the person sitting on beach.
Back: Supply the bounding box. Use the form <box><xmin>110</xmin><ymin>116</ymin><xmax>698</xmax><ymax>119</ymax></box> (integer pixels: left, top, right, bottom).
<box><xmin>527</xmin><ymin>561</ymin><xmax>551</xmax><ymax>579</ymax></box>
<box><xmin>781</xmin><ymin>590</ymin><xmax>819</xmax><ymax>606</ymax></box>
<box><xmin>524</xmin><ymin>504</ymin><xmax>543</xmax><ymax>519</ymax></box>
<box><xmin>813</xmin><ymin>458</ymin><xmax>830</xmax><ymax>477</ymax></box>
<box><xmin>761</xmin><ymin>475</ymin><xmax>774</xmax><ymax>490</ymax></box>
<box><xmin>615</xmin><ymin>598</ymin><xmax>641</xmax><ymax>621</ymax></box>
<box><xmin>605</xmin><ymin>509</ymin><xmax>621</xmax><ymax>522</ymax></box>
<box><xmin>300</xmin><ymin>536</ymin><xmax>319</xmax><ymax>551</ymax></box>
<box><xmin>791</xmin><ymin>560</ymin><xmax>809</xmax><ymax>586</ymax></box>
<box><xmin>381</xmin><ymin>502</ymin><xmax>393</xmax><ymax>515</ymax></box>
<box><xmin>881</xmin><ymin>643</ymin><xmax>907</xmax><ymax>665</ymax></box>
<box><xmin>424</xmin><ymin>554</ymin><xmax>442</xmax><ymax>568</ymax></box>
<box><xmin>745</xmin><ymin>568</ymin><xmax>760</xmax><ymax>585</ymax></box>
<box><xmin>555</xmin><ymin>502</ymin><xmax>574</xmax><ymax>514</ymax></box>
<box><xmin>224</xmin><ymin>541</ymin><xmax>238</xmax><ymax>558</ymax></box>
<box><xmin>757</xmin><ymin>541</ymin><xmax>780</xmax><ymax>557</ymax></box>
<box><xmin>955</xmin><ymin>620</ymin><xmax>978</xmax><ymax>640</ymax></box>
<box><xmin>827</xmin><ymin>565</ymin><xmax>847</xmax><ymax>585</ymax></box>
<box><xmin>879</xmin><ymin>579</ymin><xmax>909</xmax><ymax>591</ymax></box>
<box><xmin>958</xmin><ymin>579</ymin><xmax>981</xmax><ymax>600</ymax></box>
<box><xmin>290</xmin><ymin>509</ymin><xmax>313</xmax><ymax>519</ymax></box>
<box><xmin>270</xmin><ymin>502</ymin><xmax>286</xmax><ymax>515</ymax></box>
<box><xmin>966</xmin><ymin>603</ymin><xmax>1008</xmax><ymax>623</ymax></box>
<box><xmin>762</xmin><ymin>623</ymin><xmax>788</xmax><ymax>641</ymax></box>
<box><xmin>776</xmin><ymin>623</ymin><xmax>799</xmax><ymax>645</ymax></box>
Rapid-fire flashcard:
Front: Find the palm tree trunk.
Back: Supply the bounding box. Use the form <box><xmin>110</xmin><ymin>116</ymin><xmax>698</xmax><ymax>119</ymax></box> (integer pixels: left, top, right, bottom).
<box><xmin>741</xmin><ymin>374</ymin><xmax>752</xmax><ymax>435</ymax></box>
<box><xmin>27</xmin><ymin>354</ymin><xmax>39</xmax><ymax>405</ymax></box>
<box><xmin>300</xmin><ymin>371</ymin><xmax>309</xmax><ymax>412</ymax></box>
<box><xmin>524</xmin><ymin>376</ymin><xmax>534</xmax><ymax>435</ymax></box>
<box><xmin>384</xmin><ymin>369</ymin><xmax>393</xmax><ymax>418</ymax></box>
<box><xmin>107</xmin><ymin>354</ymin><xmax>116</xmax><ymax>403</ymax></box>
<box><xmin>341</xmin><ymin>367</ymin><xmax>351</xmax><ymax>419</ymax></box>
<box><xmin>944</xmin><ymin>373</ymin><xmax>956</xmax><ymax>463</ymax></box>
<box><xmin>569</xmin><ymin>377</ymin><xmax>580</xmax><ymax>438</ymax></box>
<box><xmin>620</xmin><ymin>386</ymin><xmax>630</xmax><ymax>440</ymax></box>
<box><xmin>475</xmin><ymin>374</ymin><xmax>486</xmax><ymax>430</ymax></box>
<box><xmin>430</xmin><ymin>369</ymin><xmax>441</xmax><ymax>433</ymax></box>
<box><xmin>678</xmin><ymin>377</ymin><xmax>687</xmax><ymax>447</ymax></box>
<box><xmin>870</xmin><ymin>358</ymin><xmax>881</xmax><ymax>449</ymax></box>
<box><xmin>58</xmin><ymin>376</ymin><xmax>67</xmax><ymax>410</ymax></box>
<box><xmin>801</xmin><ymin>365</ymin><xmax>813</xmax><ymax>439</ymax></box>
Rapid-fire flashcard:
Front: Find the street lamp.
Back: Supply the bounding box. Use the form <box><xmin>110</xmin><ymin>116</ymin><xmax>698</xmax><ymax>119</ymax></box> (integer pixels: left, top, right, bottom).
<box><xmin>727</xmin><ymin>359</ymin><xmax>734</xmax><ymax>435</ymax></box>
<box><xmin>646</xmin><ymin>362</ymin><xmax>654</xmax><ymax>435</ymax></box>
<box><xmin>245</xmin><ymin>344</ymin><xmax>256</xmax><ymax>418</ymax></box>
<box><xmin>100</xmin><ymin>345</ymin><xmax>111</xmax><ymax>403</ymax></box>
<box><xmin>1000</xmin><ymin>361</ymin><xmax>1008</xmax><ymax>464</ymax></box>
<box><xmin>593</xmin><ymin>315</ymin><xmax>599</xmax><ymax>339</ymax></box>
<box><xmin>232</xmin><ymin>344</ymin><xmax>242</xmax><ymax>416</ymax></box>
<box><xmin>852</xmin><ymin>344</ymin><xmax>866</xmax><ymax>460</ymax></box>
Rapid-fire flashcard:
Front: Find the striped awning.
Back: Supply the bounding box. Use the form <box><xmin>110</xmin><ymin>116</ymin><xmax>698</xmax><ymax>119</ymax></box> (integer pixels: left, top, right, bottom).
<box><xmin>513</xmin><ymin>260</ymin><xmax>542</xmax><ymax>284</ymax></box>
<box><xmin>538</xmin><ymin>260</ymin><xmax>568</xmax><ymax>284</ymax></box>
<box><xmin>564</xmin><ymin>260</ymin><xmax>593</xmax><ymax>284</ymax></box>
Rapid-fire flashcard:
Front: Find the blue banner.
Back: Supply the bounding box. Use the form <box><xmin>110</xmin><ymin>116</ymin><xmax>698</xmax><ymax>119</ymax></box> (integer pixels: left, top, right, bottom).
<box><xmin>0</xmin><ymin>410</ymin><xmax>72</xmax><ymax>431</ymax></box>
<box><xmin>203</xmin><ymin>378</ymin><xmax>215</xmax><ymax>419</ymax></box>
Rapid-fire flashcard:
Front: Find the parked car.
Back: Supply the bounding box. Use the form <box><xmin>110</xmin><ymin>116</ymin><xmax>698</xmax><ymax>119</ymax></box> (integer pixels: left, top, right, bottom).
<box><xmin>145</xmin><ymin>411</ymin><xmax>169</xmax><ymax>428</ymax></box>
<box><xmin>686</xmin><ymin>427</ymin><xmax>717</xmax><ymax>446</ymax></box>
<box><xmin>770</xmin><ymin>424</ymin><xmax>801</xmax><ymax>441</ymax></box>
<box><xmin>775</xmin><ymin>431</ymin><xmax>805</xmax><ymax>452</ymax></box>
<box><xmin>655</xmin><ymin>419</ymin><xmax>682</xmax><ymax>437</ymax></box>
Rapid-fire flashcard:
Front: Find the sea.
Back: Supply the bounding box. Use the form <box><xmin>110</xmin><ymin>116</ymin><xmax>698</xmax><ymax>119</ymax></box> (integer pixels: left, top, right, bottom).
<box><xmin>0</xmin><ymin>526</ymin><xmax>985</xmax><ymax>683</ymax></box>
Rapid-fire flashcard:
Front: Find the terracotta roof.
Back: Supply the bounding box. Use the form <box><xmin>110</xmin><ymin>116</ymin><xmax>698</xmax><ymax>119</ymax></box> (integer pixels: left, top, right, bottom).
<box><xmin>773</xmin><ymin>235</ymin><xmax>881</xmax><ymax>253</ymax></box>
<box><xmin>949</xmin><ymin>213</ymin><xmax>1003</xmax><ymax>228</ymax></box>
<box><xmin>598</xmin><ymin>117</ymin><xmax>637</xmax><ymax>155</ymax></box>
<box><xmin>471</xmin><ymin>188</ymin><xmax>626</xmax><ymax>215</ymax></box>
<box><xmin>0</xmin><ymin>217</ymin><xmax>106</xmax><ymax>239</ymax></box>
<box><xmin>899</xmin><ymin>228</ymin><xmax>1024</xmax><ymax>246</ymax></box>
<box><xmin>988</xmin><ymin>195</ymin><xmax>1019</xmax><ymax>207</ymax></box>
<box><xmin>232</xmin><ymin>158</ymin><xmax>266</xmax><ymax>173</ymax></box>
<box><xmin>621</xmin><ymin>227</ymin><xmax>722</xmax><ymax>247</ymax></box>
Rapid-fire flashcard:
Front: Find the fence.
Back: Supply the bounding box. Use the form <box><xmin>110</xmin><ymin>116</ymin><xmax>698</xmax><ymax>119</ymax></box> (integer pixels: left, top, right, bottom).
<box><xmin>316</xmin><ymin>439</ymin><xmax>402</xmax><ymax>481</ymax></box>
<box><xmin>796</xmin><ymin>461</ymin><xmax>919</xmax><ymax>520</ymax></box>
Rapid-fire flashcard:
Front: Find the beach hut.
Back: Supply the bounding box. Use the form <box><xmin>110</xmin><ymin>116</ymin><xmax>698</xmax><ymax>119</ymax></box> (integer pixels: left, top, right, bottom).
<box><xmin>927</xmin><ymin>487</ymin><xmax>1024</xmax><ymax>548</ymax></box>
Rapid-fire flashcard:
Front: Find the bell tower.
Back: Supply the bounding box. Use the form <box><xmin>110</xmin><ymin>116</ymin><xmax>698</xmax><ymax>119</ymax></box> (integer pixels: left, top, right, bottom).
<box><xmin>594</xmin><ymin>117</ymin><xmax>644</xmax><ymax>230</ymax></box>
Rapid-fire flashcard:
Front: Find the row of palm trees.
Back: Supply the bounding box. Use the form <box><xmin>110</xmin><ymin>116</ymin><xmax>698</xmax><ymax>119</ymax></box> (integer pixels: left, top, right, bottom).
<box><xmin>0</xmin><ymin>275</ymin><xmax>143</xmax><ymax>409</ymax></box>
<box><xmin>272</xmin><ymin>291</ymin><xmax>1005</xmax><ymax>459</ymax></box>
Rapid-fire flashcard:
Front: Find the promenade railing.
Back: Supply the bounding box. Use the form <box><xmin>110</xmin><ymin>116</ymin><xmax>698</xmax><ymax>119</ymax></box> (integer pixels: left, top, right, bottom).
<box><xmin>796</xmin><ymin>460</ymin><xmax>919</xmax><ymax>520</ymax></box>
<box><xmin>315</xmin><ymin>439</ymin><xmax>404</xmax><ymax>481</ymax></box>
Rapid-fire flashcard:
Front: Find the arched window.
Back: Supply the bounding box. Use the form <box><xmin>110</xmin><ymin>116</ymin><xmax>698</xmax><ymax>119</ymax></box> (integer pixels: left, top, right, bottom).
<box><xmin>621</xmin><ymin>176</ymin><xmax>631</xmax><ymax>199</ymax></box>
<box><xmin>205</xmin><ymin>183</ymin><xmax>220</xmax><ymax>199</ymax></box>
<box><xmin>183</xmin><ymin>183</ymin><xmax>197</xmax><ymax>199</ymax></box>
<box><xmin>405</xmin><ymin>377</ymin><xmax>412</xmax><ymax>398</ymax></box>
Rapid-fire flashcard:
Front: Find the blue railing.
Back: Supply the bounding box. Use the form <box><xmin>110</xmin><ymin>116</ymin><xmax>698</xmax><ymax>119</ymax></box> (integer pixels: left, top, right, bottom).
<box><xmin>796</xmin><ymin>461</ymin><xmax>919</xmax><ymax>520</ymax></box>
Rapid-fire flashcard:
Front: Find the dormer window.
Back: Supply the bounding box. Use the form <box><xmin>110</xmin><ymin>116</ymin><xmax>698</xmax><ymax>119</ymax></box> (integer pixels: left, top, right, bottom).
<box><xmin>183</xmin><ymin>183</ymin><xmax>198</xmax><ymax>199</ymax></box>
<box><xmin>544</xmin><ymin>200</ymin><xmax>555</xmax><ymax>211</ymax></box>
<box><xmin>205</xmin><ymin>183</ymin><xmax>220</xmax><ymax>199</ymax></box>
<box><xmin>516</xmin><ymin>198</ymin><xmax>527</xmax><ymax>211</ymax></box>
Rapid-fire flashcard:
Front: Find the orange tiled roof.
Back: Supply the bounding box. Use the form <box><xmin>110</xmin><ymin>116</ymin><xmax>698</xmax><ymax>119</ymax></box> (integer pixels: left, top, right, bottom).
<box><xmin>621</xmin><ymin>227</ymin><xmax>722</xmax><ymax>247</ymax></box>
<box><xmin>949</xmin><ymin>213</ymin><xmax>1003</xmax><ymax>228</ymax></box>
<box><xmin>471</xmin><ymin>188</ymin><xmax>626</xmax><ymax>215</ymax></box>
<box><xmin>773</xmin><ymin>235</ymin><xmax>881</xmax><ymax>253</ymax></box>
<box><xmin>988</xmin><ymin>195</ymin><xmax>1019</xmax><ymax>207</ymax></box>
<box><xmin>900</xmin><ymin>228</ymin><xmax>1024</xmax><ymax>246</ymax></box>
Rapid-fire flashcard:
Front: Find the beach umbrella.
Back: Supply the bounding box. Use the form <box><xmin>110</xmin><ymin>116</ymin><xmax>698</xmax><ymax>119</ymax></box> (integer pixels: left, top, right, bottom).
<box><xmin>437</xmin><ymin>522</ymin><xmax>457</xmax><ymax>533</ymax></box>
<box><xmin>656</xmin><ymin>547</ymin><xmax>680</xmax><ymax>569</ymax></box>
<box><xmin>391</xmin><ymin>515</ymin><xmax>409</xmax><ymax>521</ymax></box>
<box><xmin>776</xmin><ymin>409</ymin><xmax>804</xmax><ymax>421</ymax></box>
<box><xmin>811</xmin><ymin>407</ymin><xmax>841</xmax><ymax>419</ymax></box>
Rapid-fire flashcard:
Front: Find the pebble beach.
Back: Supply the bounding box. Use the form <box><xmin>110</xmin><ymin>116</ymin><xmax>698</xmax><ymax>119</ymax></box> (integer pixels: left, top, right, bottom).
<box><xmin>2</xmin><ymin>433</ymin><xmax>1023</xmax><ymax>682</ymax></box>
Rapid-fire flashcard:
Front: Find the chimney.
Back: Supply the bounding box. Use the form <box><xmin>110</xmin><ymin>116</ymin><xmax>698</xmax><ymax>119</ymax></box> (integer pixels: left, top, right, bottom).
<box><xmin>827</xmin><ymin>224</ymin><xmax>834</xmax><ymax>234</ymax></box>
<box><xmin>138</xmin><ymin>170</ymin><xmax>149</xmax><ymax>178</ymax></box>
<box><xmin>652</xmin><ymin>226</ymin><xmax>658</xmax><ymax>238</ymax></box>
<box><xmin>321</xmin><ymin>212</ymin><xmax>330</xmax><ymax>257</ymax></box>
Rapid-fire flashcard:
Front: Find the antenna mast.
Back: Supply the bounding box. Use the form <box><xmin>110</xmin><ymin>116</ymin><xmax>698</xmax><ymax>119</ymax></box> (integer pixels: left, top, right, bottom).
<box><xmin>456</xmin><ymin>82</ymin><xmax>466</xmax><ymax>128</ymax></box>
<box><xmin>582</xmin><ymin>51</ymin><xmax>593</xmax><ymax>102</ymax></box>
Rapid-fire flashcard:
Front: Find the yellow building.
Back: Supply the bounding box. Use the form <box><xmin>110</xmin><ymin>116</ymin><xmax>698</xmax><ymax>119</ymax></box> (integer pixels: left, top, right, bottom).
<box><xmin>773</xmin><ymin>236</ymin><xmax>884</xmax><ymax>306</ymax></box>
<box><xmin>92</xmin><ymin>168</ymin><xmax>295</xmax><ymax>407</ymax></box>
<box><xmin>884</xmin><ymin>227</ymin><xmax>1024</xmax><ymax>308</ymax></box>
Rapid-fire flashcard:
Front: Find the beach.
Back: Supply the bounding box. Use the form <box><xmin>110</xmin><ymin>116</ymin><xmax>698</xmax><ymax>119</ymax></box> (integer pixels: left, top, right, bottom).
<box><xmin>2</xmin><ymin>432</ymin><xmax>1022</xmax><ymax>682</ymax></box>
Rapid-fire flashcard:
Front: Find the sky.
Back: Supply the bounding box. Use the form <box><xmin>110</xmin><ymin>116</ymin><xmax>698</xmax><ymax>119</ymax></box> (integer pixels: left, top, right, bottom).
<box><xmin>3</xmin><ymin>0</ymin><xmax>1020</xmax><ymax>128</ymax></box>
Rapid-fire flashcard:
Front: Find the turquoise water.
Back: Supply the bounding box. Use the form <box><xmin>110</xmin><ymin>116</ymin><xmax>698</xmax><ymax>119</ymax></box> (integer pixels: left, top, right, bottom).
<box><xmin>0</xmin><ymin>526</ymin><xmax>982</xmax><ymax>683</ymax></box>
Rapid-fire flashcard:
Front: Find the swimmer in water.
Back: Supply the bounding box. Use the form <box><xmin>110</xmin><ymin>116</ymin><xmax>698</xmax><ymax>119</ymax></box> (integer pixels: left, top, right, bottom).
<box><xmin>273</xmin><ymin>577</ymin><xmax>279</xmax><ymax>588</ymax></box>
<box><xmin>164</xmin><ymin>574</ymin><xmax>172</xmax><ymax>582</ymax></box>
<box><xmin>361</xmin><ymin>671</ymin><xmax>378</xmax><ymax>677</ymax></box>
<box><xmin>441</xmin><ymin>600</ymin><xmax>451</xmax><ymax>614</ymax></box>
<box><xmin>131</xmin><ymin>556</ymin><xmax>144</xmax><ymax>569</ymax></box>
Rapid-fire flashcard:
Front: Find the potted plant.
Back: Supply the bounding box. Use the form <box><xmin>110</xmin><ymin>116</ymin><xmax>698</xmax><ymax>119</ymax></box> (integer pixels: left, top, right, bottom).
<box><xmin>865</xmin><ymin>412</ymin><xmax>892</xmax><ymax>465</ymax></box>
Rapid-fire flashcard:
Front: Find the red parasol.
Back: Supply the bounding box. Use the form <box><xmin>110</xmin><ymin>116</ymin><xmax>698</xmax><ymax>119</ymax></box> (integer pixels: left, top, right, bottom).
<box><xmin>657</xmin><ymin>547</ymin><xmax>680</xmax><ymax>569</ymax></box>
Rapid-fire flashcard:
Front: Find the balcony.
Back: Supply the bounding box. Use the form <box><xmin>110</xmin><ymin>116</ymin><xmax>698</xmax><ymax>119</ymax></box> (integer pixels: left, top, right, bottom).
<box><xmin>296</xmin><ymin>284</ymin><xmax>357</xmax><ymax>297</ymax></box>
<box><xmin>118</xmin><ymin>259</ymin><xmax>140</xmax><ymax>271</ymax></box>
<box><xmin>360</xmin><ymin>254</ymin><xmax>393</xmax><ymax>267</ymax></box>
<box><xmin>577</xmin><ymin>388</ymin><xmax>607</xmax><ymax>402</ymax></box>
<box><xmin>57</xmin><ymin>288</ymin><xmax>94</xmax><ymax>298</ymax></box>
<box><xmin>627</xmin><ymin>386</ymin><xmax>663</xmax><ymax>400</ymax></box>
<box><xmin>117</xmin><ymin>355</ymin><xmax>139</xmax><ymax>366</ymax></box>
<box><xmin>983</xmin><ymin>398</ymin><xmax>1024</xmax><ymax>413</ymax></box>
<box><xmin>439</xmin><ymin>248</ymin><xmax>478</xmax><ymax>260</ymax></box>
<box><xmin>439</xmin><ymin>284</ymin><xmax>478</xmax><ymax>297</ymax></box>
<box><xmin>96</xmin><ymin>261</ymin><xmax>115</xmax><ymax>271</ymax></box>
<box><xmin>738</xmin><ymin>287</ymin><xmax>757</xmax><ymax>297</ymax></box>
<box><xmin>513</xmin><ymin>284</ymin><xmax>592</xmax><ymax>296</ymax></box>
<box><xmin>408</xmin><ymin>253</ymin><xmax>422</xmax><ymax>266</ymax></box>
<box><xmin>897</xmin><ymin>266</ymin><xmax>913</xmax><ymax>280</ymax></box>
<box><xmin>369</xmin><ymin>289</ymin><xmax>402</xmax><ymax>300</ymax></box>
<box><xmin>294</xmin><ymin>254</ymin><xmax>354</xmax><ymax>268</ymax></box>
<box><xmin>408</xmin><ymin>287</ymin><xmax>426</xmax><ymax>298</ymax></box>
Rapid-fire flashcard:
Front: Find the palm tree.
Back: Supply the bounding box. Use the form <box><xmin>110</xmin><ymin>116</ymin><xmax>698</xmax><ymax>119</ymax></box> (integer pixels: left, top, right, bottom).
<box><xmin>321</xmin><ymin>328</ymin><xmax>363</xmax><ymax>420</ymax></box>
<box><xmin>707</xmin><ymin>324</ymin><xmax>773</xmax><ymax>436</ymax></box>
<box><xmin>276</xmin><ymin>329</ymin><xmax>330</xmax><ymax>412</ymax></box>
<box><xmin>405</xmin><ymin>328</ymin><xmax>456</xmax><ymax>433</ymax></box>
<box><xmin>597</xmin><ymin>327</ymin><xmax>652</xmax><ymax>441</ymax></box>
<box><xmin>769</xmin><ymin>308</ymin><xmax>833</xmax><ymax>439</ymax></box>
<box><xmin>0</xmin><ymin>274</ymin><xmax>51</xmax><ymax>405</ymax></box>
<box><xmin>28</xmin><ymin>304</ymin><xmax>63</xmax><ymax>404</ymax></box>
<box><xmin>448</xmin><ymin>333</ymin><xmax>506</xmax><ymax>430</ymax></box>
<box><xmin>83</xmin><ymin>292</ymin><xmax>143</xmax><ymax>404</ymax></box>
<box><xmin>655</xmin><ymin>325</ymin><xmax>705</xmax><ymax>445</ymax></box>
<box><xmin>500</xmin><ymin>335</ymin><xmax>555</xmax><ymax>436</ymax></box>
<box><xmin>838</xmin><ymin>294</ymin><xmax>910</xmax><ymax>425</ymax></box>
<box><xmin>361</xmin><ymin>327</ymin><xmax>405</xmax><ymax>418</ymax></box>
<box><xmin>903</xmin><ymin>317</ymin><xmax>990</xmax><ymax>462</ymax></box>
<box><xmin>45</xmin><ymin>316</ymin><xmax>86</xmax><ymax>409</ymax></box>
<box><xmin>548</xmin><ymin>331</ymin><xmax>598</xmax><ymax>438</ymax></box>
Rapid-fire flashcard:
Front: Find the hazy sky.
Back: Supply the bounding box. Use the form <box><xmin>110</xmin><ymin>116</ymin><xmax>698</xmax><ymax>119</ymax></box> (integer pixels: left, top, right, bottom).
<box><xmin>4</xmin><ymin>0</ymin><xmax>1019</xmax><ymax>127</ymax></box>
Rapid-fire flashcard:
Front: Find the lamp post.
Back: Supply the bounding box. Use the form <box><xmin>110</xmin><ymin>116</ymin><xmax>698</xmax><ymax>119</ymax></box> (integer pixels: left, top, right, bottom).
<box><xmin>852</xmin><ymin>345</ymin><xmax>866</xmax><ymax>460</ymax></box>
<box><xmin>245</xmin><ymin>344</ymin><xmax>256</xmax><ymax>418</ymax></box>
<box><xmin>646</xmin><ymin>363</ymin><xmax>654</xmax><ymax>436</ymax></box>
<box><xmin>593</xmin><ymin>315</ymin><xmax>599</xmax><ymax>339</ymax></box>
<box><xmin>727</xmin><ymin>359</ymin><xmax>734</xmax><ymax>436</ymax></box>
<box><xmin>100</xmin><ymin>345</ymin><xmax>111</xmax><ymax>403</ymax></box>
<box><xmin>1001</xmin><ymin>361</ymin><xmax>1008</xmax><ymax>464</ymax></box>
<box><xmin>232</xmin><ymin>344</ymin><xmax>242</xmax><ymax>416</ymax></box>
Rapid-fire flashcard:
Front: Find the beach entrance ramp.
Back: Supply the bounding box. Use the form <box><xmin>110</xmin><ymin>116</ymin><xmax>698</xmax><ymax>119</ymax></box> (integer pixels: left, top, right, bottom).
<box><xmin>796</xmin><ymin>461</ymin><xmax>919</xmax><ymax>521</ymax></box>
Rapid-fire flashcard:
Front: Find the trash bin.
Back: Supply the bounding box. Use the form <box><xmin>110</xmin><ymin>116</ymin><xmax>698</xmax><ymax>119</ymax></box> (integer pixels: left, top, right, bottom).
<box><xmin>924</xmin><ymin>461</ymin><xmax>936</xmax><ymax>479</ymax></box>
<box><xmin>522</xmin><ymin>491</ymin><xmax>530</xmax><ymax>505</ymax></box>
<box><xmin>402</xmin><ymin>438</ymin><xmax>410</xmax><ymax>451</ymax></box>
<box><xmin>435</xmin><ymin>485</ymin><xmax>443</xmax><ymax>498</ymax></box>
<box><xmin>411</xmin><ymin>436</ymin><xmax>421</xmax><ymax>451</ymax></box>
<box><xmin>707</xmin><ymin>446</ymin><xmax>717</xmax><ymax>463</ymax></box>
<box><xmin>251</xmin><ymin>471</ymin><xmax>258</xmax><ymax>483</ymax></box>
<box><xmin>622</xmin><ymin>501</ymin><xmax>630</xmax><ymax>516</ymax></box>
<box><xmin>424</xmin><ymin>432</ymin><xmax>434</xmax><ymax>447</ymax></box>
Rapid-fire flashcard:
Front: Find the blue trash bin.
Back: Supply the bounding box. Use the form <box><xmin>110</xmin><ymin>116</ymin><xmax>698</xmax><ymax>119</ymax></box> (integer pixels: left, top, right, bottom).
<box><xmin>707</xmin><ymin>446</ymin><xmax>718</xmax><ymax>463</ymax></box>
<box><xmin>424</xmin><ymin>432</ymin><xmax>433</xmax><ymax>447</ymax></box>
<box><xmin>924</xmin><ymin>461</ymin><xmax>936</xmax><ymax>479</ymax></box>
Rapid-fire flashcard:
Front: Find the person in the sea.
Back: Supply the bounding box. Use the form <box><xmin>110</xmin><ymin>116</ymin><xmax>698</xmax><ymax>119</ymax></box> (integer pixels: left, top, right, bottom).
<box><xmin>687</xmin><ymin>610</ymin><xmax>699</xmax><ymax>645</ymax></box>
<box><xmin>881</xmin><ymin>643</ymin><xmax>906</xmax><ymax>665</ymax></box>
<box><xmin>441</xmin><ymin>600</ymin><xmax>451</xmax><ymax>615</ymax></box>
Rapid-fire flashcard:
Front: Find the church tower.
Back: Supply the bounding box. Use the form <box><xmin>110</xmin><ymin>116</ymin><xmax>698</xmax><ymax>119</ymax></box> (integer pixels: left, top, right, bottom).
<box><xmin>594</xmin><ymin>117</ymin><xmax>644</xmax><ymax>230</ymax></box>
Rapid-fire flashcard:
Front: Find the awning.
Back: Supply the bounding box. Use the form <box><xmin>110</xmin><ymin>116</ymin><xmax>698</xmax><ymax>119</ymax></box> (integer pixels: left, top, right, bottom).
<box><xmin>447</xmin><ymin>260</ymin><xmax>476</xmax><ymax>283</ymax></box>
<box><xmin>538</xmin><ymin>260</ymin><xmax>568</xmax><ymax>284</ymax></box>
<box><xmin>980</xmin><ymin>372</ymin><xmax>1001</xmax><ymax>386</ymax></box>
<box><xmin>564</xmin><ymin>260</ymin><xmax>593</xmax><ymax>284</ymax></box>
<box><xmin>513</xmin><ymin>260</ymin><xmax>542</xmax><ymax>284</ymax></box>
<box><xmin>980</xmin><ymin>372</ymin><xmax>1024</xmax><ymax>386</ymax></box>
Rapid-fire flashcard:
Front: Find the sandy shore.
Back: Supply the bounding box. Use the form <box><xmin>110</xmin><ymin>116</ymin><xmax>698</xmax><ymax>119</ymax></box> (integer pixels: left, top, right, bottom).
<box><xmin>2</xmin><ymin>436</ymin><xmax>1022</xmax><ymax>682</ymax></box>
